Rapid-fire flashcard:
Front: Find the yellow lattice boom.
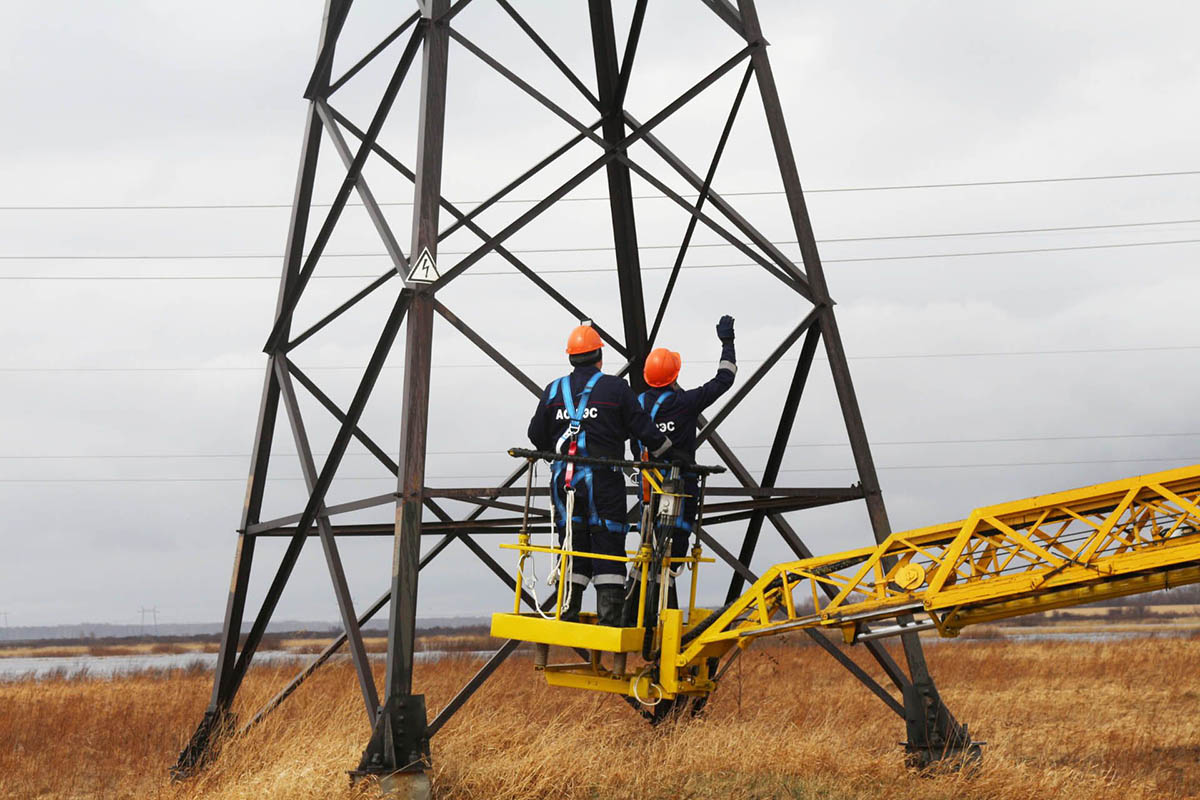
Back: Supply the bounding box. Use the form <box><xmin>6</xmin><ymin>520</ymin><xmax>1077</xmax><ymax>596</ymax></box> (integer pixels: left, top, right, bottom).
<box><xmin>683</xmin><ymin>463</ymin><xmax>1200</xmax><ymax>662</ymax></box>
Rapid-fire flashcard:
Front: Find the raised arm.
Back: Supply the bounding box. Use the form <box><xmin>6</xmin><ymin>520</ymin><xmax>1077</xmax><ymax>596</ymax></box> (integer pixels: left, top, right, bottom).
<box><xmin>691</xmin><ymin>314</ymin><xmax>737</xmax><ymax>411</ymax></box>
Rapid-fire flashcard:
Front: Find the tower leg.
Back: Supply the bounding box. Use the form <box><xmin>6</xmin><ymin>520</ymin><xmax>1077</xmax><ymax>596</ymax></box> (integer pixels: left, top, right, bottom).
<box><xmin>355</xmin><ymin>0</ymin><xmax>448</xmax><ymax>788</ymax></box>
<box><xmin>735</xmin><ymin>0</ymin><xmax>976</xmax><ymax>767</ymax></box>
<box><xmin>173</xmin><ymin>0</ymin><xmax>343</xmax><ymax>776</ymax></box>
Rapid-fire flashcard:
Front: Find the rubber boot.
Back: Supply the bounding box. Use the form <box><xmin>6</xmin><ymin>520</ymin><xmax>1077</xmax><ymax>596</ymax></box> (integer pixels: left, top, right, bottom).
<box><xmin>560</xmin><ymin>584</ymin><xmax>583</xmax><ymax>623</ymax></box>
<box><xmin>596</xmin><ymin>585</ymin><xmax>625</xmax><ymax>627</ymax></box>
<box><xmin>619</xmin><ymin>573</ymin><xmax>639</xmax><ymax>627</ymax></box>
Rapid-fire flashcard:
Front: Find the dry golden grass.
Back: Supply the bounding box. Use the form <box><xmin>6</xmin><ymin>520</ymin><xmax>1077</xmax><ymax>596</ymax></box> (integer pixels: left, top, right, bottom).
<box><xmin>2</xmin><ymin>638</ymin><xmax>1199</xmax><ymax>799</ymax></box>
<box><xmin>0</xmin><ymin>642</ymin><xmax>219</xmax><ymax>659</ymax></box>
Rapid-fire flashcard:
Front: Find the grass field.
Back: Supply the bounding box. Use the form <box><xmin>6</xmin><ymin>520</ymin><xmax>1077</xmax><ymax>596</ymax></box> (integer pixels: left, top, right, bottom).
<box><xmin>2</xmin><ymin>635</ymin><xmax>1198</xmax><ymax>799</ymax></box>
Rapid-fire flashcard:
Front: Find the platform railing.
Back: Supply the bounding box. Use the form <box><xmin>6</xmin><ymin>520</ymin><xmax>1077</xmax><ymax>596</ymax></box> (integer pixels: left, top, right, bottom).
<box><xmin>501</xmin><ymin>537</ymin><xmax>714</xmax><ymax>623</ymax></box>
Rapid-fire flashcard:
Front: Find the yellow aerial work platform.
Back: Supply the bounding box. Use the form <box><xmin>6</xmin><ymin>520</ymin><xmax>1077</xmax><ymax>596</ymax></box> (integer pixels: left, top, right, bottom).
<box><xmin>494</xmin><ymin>455</ymin><xmax>1200</xmax><ymax>709</ymax></box>
<box><xmin>490</xmin><ymin>510</ymin><xmax>719</xmax><ymax>701</ymax></box>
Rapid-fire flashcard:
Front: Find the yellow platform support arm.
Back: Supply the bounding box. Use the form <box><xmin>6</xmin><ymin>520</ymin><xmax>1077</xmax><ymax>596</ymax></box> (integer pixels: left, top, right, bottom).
<box><xmin>678</xmin><ymin>464</ymin><xmax>1200</xmax><ymax>668</ymax></box>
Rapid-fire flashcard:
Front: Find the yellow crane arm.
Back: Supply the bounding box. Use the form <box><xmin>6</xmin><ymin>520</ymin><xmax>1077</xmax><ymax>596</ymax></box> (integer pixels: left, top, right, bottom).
<box><xmin>678</xmin><ymin>463</ymin><xmax>1200</xmax><ymax>666</ymax></box>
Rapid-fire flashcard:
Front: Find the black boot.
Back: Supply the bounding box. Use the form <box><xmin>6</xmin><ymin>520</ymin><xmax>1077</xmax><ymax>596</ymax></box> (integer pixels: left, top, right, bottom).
<box><xmin>619</xmin><ymin>574</ymin><xmax>639</xmax><ymax>627</ymax></box>
<box><xmin>596</xmin><ymin>585</ymin><xmax>625</xmax><ymax>627</ymax></box>
<box><xmin>560</xmin><ymin>583</ymin><xmax>583</xmax><ymax>622</ymax></box>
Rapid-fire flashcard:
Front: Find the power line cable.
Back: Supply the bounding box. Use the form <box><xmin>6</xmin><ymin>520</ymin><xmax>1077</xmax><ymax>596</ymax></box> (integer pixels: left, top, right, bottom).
<box><xmin>2</xmin><ymin>238</ymin><xmax>1196</xmax><ymax>280</ymax></box>
<box><xmin>4</xmin><ymin>231</ymin><xmax>1199</xmax><ymax>263</ymax></box>
<box><xmin>786</xmin><ymin>456</ymin><xmax>1200</xmax><ymax>473</ymax></box>
<box><xmin>3</xmin><ymin>455</ymin><xmax>1196</xmax><ymax>483</ymax></box>
<box><xmin>1</xmin><ymin>169</ymin><xmax>1196</xmax><ymax>211</ymax></box>
<box><xmin>2</xmin><ymin>344</ymin><xmax>1198</xmax><ymax>373</ymax></box>
<box><xmin>805</xmin><ymin>217</ymin><xmax>1200</xmax><ymax>245</ymax></box>
<box><xmin>2</xmin><ymin>430</ymin><xmax>1196</xmax><ymax>460</ymax></box>
<box><xmin>4</xmin><ymin>218</ymin><xmax>1199</xmax><ymax>261</ymax></box>
<box><xmin>823</xmin><ymin>238</ymin><xmax>1200</xmax><ymax>264</ymax></box>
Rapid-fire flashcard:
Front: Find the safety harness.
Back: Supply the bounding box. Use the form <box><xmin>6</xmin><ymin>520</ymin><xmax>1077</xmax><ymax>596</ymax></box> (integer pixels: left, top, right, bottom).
<box><xmin>549</xmin><ymin>373</ymin><xmax>628</xmax><ymax>533</ymax></box>
<box><xmin>636</xmin><ymin>390</ymin><xmax>691</xmax><ymax>537</ymax></box>
<box><xmin>546</xmin><ymin>373</ymin><xmax>628</xmax><ymax>609</ymax></box>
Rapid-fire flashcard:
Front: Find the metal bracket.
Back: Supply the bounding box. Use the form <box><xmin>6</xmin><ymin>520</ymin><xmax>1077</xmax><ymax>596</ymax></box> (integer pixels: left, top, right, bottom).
<box><xmin>352</xmin><ymin>695</ymin><xmax>431</xmax><ymax>778</ymax></box>
<box><xmin>902</xmin><ymin>676</ymin><xmax>983</xmax><ymax>771</ymax></box>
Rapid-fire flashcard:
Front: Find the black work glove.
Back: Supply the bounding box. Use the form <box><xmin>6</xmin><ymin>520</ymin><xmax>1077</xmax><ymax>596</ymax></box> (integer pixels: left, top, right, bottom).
<box><xmin>716</xmin><ymin>314</ymin><xmax>735</xmax><ymax>342</ymax></box>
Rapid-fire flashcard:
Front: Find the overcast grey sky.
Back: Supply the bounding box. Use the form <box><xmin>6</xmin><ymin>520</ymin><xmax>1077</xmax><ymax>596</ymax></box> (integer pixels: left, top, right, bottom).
<box><xmin>1</xmin><ymin>1</ymin><xmax>1197</xmax><ymax>630</ymax></box>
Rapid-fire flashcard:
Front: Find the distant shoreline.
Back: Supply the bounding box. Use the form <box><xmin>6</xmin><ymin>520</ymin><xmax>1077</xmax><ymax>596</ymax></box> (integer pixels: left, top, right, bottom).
<box><xmin>5</xmin><ymin>603</ymin><xmax>1200</xmax><ymax>661</ymax></box>
<box><xmin>0</xmin><ymin>624</ymin><xmax>493</xmax><ymax>659</ymax></box>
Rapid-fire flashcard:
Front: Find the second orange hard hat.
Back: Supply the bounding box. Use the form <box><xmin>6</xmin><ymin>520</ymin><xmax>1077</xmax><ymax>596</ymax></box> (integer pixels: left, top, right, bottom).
<box><xmin>644</xmin><ymin>347</ymin><xmax>681</xmax><ymax>387</ymax></box>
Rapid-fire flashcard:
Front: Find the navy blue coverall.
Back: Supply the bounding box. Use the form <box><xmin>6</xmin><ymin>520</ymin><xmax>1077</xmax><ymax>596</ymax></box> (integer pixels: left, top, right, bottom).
<box><xmin>633</xmin><ymin>339</ymin><xmax>737</xmax><ymax>564</ymax></box>
<box><xmin>528</xmin><ymin>365</ymin><xmax>671</xmax><ymax>589</ymax></box>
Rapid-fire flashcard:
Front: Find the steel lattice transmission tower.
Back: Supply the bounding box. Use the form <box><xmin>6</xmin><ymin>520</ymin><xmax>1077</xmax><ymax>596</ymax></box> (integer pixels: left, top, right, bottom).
<box><xmin>175</xmin><ymin>0</ymin><xmax>974</xmax><ymax>785</ymax></box>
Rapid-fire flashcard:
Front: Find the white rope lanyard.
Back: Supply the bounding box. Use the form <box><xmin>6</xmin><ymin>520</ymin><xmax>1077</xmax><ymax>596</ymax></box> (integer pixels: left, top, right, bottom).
<box><xmin>527</xmin><ymin>460</ymin><xmax>576</xmax><ymax>620</ymax></box>
<box><xmin>559</xmin><ymin>487</ymin><xmax>576</xmax><ymax>614</ymax></box>
<box><xmin>521</xmin><ymin>461</ymin><xmax>559</xmax><ymax>620</ymax></box>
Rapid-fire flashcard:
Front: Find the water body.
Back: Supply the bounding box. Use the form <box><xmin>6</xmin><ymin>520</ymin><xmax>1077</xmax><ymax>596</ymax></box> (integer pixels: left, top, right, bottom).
<box><xmin>930</xmin><ymin>629</ymin><xmax>1191</xmax><ymax>644</ymax></box>
<box><xmin>3</xmin><ymin>631</ymin><xmax>1187</xmax><ymax>679</ymax></box>
<box><xmin>0</xmin><ymin>650</ymin><xmax>490</xmax><ymax>680</ymax></box>
<box><xmin>1003</xmin><ymin>629</ymin><xmax>1189</xmax><ymax>643</ymax></box>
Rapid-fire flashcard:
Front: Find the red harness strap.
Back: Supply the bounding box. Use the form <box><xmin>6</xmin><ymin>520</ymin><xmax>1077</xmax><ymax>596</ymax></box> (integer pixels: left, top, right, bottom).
<box><xmin>640</xmin><ymin>447</ymin><xmax>651</xmax><ymax>503</ymax></box>
<box><xmin>563</xmin><ymin>440</ymin><xmax>579</xmax><ymax>489</ymax></box>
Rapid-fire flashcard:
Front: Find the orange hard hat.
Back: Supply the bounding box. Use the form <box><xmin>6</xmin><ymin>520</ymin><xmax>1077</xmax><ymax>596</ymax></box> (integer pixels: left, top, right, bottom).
<box><xmin>644</xmin><ymin>347</ymin><xmax>681</xmax><ymax>388</ymax></box>
<box><xmin>565</xmin><ymin>322</ymin><xmax>604</xmax><ymax>355</ymax></box>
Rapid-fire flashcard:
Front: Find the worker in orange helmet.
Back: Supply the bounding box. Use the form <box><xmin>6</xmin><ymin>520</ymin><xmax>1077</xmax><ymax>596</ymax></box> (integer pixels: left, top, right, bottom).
<box><xmin>527</xmin><ymin>321</ymin><xmax>674</xmax><ymax>625</ymax></box>
<box><xmin>631</xmin><ymin>314</ymin><xmax>737</xmax><ymax>609</ymax></box>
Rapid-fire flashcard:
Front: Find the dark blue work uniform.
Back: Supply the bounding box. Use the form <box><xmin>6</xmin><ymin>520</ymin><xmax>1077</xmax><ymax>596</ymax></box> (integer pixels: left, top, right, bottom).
<box><xmin>528</xmin><ymin>365</ymin><xmax>670</xmax><ymax>588</ymax></box>
<box><xmin>633</xmin><ymin>340</ymin><xmax>737</xmax><ymax>563</ymax></box>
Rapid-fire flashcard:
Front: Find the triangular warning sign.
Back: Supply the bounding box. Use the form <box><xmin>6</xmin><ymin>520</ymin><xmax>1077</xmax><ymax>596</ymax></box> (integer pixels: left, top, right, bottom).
<box><xmin>405</xmin><ymin>247</ymin><xmax>440</xmax><ymax>283</ymax></box>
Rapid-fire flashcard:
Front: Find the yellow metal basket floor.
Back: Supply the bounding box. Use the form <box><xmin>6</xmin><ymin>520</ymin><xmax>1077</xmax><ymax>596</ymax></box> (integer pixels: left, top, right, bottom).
<box><xmin>490</xmin><ymin>612</ymin><xmax>645</xmax><ymax>652</ymax></box>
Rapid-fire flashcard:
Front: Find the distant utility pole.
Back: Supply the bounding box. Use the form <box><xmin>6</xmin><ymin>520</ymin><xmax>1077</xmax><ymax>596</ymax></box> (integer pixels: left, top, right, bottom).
<box><xmin>139</xmin><ymin>606</ymin><xmax>159</xmax><ymax>637</ymax></box>
<box><xmin>0</xmin><ymin>612</ymin><xmax>8</xmax><ymax>640</ymax></box>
